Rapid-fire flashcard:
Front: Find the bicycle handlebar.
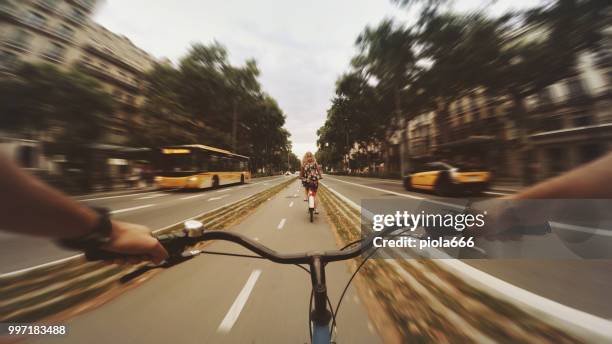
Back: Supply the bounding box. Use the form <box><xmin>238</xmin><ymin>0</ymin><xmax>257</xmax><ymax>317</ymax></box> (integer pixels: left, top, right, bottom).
<box><xmin>85</xmin><ymin>222</ymin><xmax>396</xmax><ymax>264</ymax></box>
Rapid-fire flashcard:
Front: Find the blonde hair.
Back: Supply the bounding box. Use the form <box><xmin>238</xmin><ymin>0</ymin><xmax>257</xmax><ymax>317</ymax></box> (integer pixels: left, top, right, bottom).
<box><xmin>302</xmin><ymin>151</ymin><xmax>315</xmax><ymax>165</ymax></box>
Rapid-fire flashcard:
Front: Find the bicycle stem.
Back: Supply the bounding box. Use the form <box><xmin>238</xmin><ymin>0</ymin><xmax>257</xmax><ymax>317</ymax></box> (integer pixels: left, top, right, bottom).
<box><xmin>309</xmin><ymin>256</ymin><xmax>332</xmax><ymax>326</ymax></box>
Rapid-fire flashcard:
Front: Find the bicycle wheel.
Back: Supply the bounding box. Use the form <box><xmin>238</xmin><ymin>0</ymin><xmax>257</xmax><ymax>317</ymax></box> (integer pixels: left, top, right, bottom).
<box><xmin>309</xmin><ymin>208</ymin><xmax>314</xmax><ymax>222</ymax></box>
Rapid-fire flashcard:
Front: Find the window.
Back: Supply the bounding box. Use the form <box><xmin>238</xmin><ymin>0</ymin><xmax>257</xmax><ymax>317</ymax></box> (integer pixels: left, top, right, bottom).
<box><xmin>41</xmin><ymin>0</ymin><xmax>59</xmax><ymax>10</ymax></box>
<box><xmin>541</xmin><ymin>117</ymin><xmax>563</xmax><ymax>132</ymax></box>
<box><xmin>9</xmin><ymin>29</ymin><xmax>32</xmax><ymax>49</ymax></box>
<box><xmin>25</xmin><ymin>11</ymin><xmax>47</xmax><ymax>28</ymax></box>
<box><xmin>45</xmin><ymin>42</ymin><xmax>65</xmax><ymax>60</ymax></box>
<box><xmin>579</xmin><ymin>144</ymin><xmax>604</xmax><ymax>164</ymax></box>
<box><xmin>56</xmin><ymin>24</ymin><xmax>74</xmax><ymax>40</ymax></box>
<box><xmin>468</xmin><ymin>95</ymin><xmax>479</xmax><ymax>120</ymax></box>
<box><xmin>573</xmin><ymin>115</ymin><xmax>593</xmax><ymax>127</ymax></box>
<box><xmin>0</xmin><ymin>51</ymin><xmax>18</xmax><ymax>69</ymax></box>
<box><xmin>17</xmin><ymin>146</ymin><xmax>36</xmax><ymax>168</ymax></box>
<box><xmin>70</xmin><ymin>8</ymin><xmax>85</xmax><ymax>23</ymax></box>
<box><xmin>538</xmin><ymin>87</ymin><xmax>553</xmax><ymax>105</ymax></box>
<box><xmin>455</xmin><ymin>100</ymin><xmax>465</xmax><ymax>124</ymax></box>
<box><xmin>566</xmin><ymin>77</ymin><xmax>587</xmax><ymax>99</ymax></box>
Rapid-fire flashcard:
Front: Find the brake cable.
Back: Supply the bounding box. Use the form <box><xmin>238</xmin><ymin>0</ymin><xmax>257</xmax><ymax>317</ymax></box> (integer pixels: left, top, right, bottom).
<box><xmin>330</xmin><ymin>227</ymin><xmax>416</xmax><ymax>336</ymax></box>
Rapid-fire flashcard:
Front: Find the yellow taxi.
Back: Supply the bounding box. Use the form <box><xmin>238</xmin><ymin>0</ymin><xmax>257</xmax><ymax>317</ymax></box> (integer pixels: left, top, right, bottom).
<box><xmin>403</xmin><ymin>162</ymin><xmax>490</xmax><ymax>196</ymax></box>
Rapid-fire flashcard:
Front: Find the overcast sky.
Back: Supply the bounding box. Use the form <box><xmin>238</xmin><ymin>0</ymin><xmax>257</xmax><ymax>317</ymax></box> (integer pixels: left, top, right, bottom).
<box><xmin>93</xmin><ymin>0</ymin><xmax>539</xmax><ymax>158</ymax></box>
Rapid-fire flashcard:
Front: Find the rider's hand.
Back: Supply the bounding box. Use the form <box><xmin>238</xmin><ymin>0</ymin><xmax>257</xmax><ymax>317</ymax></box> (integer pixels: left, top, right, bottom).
<box><xmin>464</xmin><ymin>201</ymin><xmax>522</xmax><ymax>242</ymax></box>
<box><xmin>101</xmin><ymin>221</ymin><xmax>169</xmax><ymax>264</ymax></box>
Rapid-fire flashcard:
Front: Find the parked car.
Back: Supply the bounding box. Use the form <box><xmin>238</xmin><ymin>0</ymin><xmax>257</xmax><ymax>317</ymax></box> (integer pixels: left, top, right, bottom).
<box><xmin>403</xmin><ymin>162</ymin><xmax>490</xmax><ymax>196</ymax></box>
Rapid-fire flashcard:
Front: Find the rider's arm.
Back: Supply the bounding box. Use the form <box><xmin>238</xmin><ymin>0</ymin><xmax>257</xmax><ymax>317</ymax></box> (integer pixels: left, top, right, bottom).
<box><xmin>0</xmin><ymin>154</ymin><xmax>168</xmax><ymax>263</ymax></box>
<box><xmin>511</xmin><ymin>152</ymin><xmax>612</xmax><ymax>199</ymax></box>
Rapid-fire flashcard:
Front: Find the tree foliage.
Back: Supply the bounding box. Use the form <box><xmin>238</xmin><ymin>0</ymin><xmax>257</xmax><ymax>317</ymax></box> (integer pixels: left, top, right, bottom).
<box><xmin>317</xmin><ymin>0</ymin><xmax>610</xmax><ymax>170</ymax></box>
<box><xmin>0</xmin><ymin>63</ymin><xmax>114</xmax><ymax>145</ymax></box>
<box><xmin>138</xmin><ymin>42</ymin><xmax>292</xmax><ymax>173</ymax></box>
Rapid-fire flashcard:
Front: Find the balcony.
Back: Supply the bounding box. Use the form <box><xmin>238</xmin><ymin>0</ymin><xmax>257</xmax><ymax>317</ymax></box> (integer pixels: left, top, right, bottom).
<box><xmin>0</xmin><ymin>9</ymin><xmax>77</xmax><ymax>45</ymax></box>
<box><xmin>0</xmin><ymin>38</ymin><xmax>31</xmax><ymax>53</ymax></box>
<box><xmin>65</xmin><ymin>13</ymin><xmax>87</xmax><ymax>26</ymax></box>
<box><xmin>40</xmin><ymin>51</ymin><xmax>65</xmax><ymax>64</ymax></box>
<box><xmin>67</xmin><ymin>0</ymin><xmax>95</xmax><ymax>12</ymax></box>
<box><xmin>77</xmin><ymin>59</ymin><xmax>140</xmax><ymax>92</ymax></box>
<box><xmin>0</xmin><ymin>4</ymin><xmax>19</xmax><ymax>20</ymax></box>
<box><xmin>83</xmin><ymin>43</ymin><xmax>143</xmax><ymax>73</ymax></box>
<box><xmin>34</xmin><ymin>0</ymin><xmax>58</xmax><ymax>14</ymax></box>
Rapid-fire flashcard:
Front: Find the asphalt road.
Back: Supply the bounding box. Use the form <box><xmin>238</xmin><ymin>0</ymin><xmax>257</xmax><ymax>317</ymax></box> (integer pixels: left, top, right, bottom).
<box><xmin>0</xmin><ymin>175</ymin><xmax>290</xmax><ymax>274</ymax></box>
<box><xmin>32</xmin><ymin>179</ymin><xmax>379</xmax><ymax>344</ymax></box>
<box><xmin>5</xmin><ymin>173</ymin><xmax>612</xmax><ymax>342</ymax></box>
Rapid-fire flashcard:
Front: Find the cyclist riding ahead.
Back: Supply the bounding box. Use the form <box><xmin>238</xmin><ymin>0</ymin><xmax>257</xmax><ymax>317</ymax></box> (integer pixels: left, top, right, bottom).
<box><xmin>300</xmin><ymin>151</ymin><xmax>322</xmax><ymax>214</ymax></box>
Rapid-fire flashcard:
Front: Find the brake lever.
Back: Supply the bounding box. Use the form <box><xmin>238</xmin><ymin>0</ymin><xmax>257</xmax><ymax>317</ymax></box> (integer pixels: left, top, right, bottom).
<box><xmin>119</xmin><ymin>254</ymin><xmax>197</xmax><ymax>284</ymax></box>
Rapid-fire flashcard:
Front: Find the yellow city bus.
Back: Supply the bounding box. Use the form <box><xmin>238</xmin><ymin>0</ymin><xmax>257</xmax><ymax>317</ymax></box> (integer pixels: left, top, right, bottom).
<box><xmin>154</xmin><ymin>144</ymin><xmax>251</xmax><ymax>190</ymax></box>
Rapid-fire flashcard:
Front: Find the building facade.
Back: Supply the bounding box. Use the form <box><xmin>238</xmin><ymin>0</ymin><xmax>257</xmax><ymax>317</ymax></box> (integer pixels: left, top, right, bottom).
<box><xmin>0</xmin><ymin>0</ymin><xmax>155</xmax><ymax>145</ymax></box>
<box><xmin>399</xmin><ymin>45</ymin><xmax>612</xmax><ymax>183</ymax></box>
<box><xmin>0</xmin><ymin>0</ymin><xmax>157</xmax><ymax>191</ymax></box>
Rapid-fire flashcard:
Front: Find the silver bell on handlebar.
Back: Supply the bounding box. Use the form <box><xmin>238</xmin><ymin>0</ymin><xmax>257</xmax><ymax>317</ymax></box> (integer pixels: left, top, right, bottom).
<box><xmin>183</xmin><ymin>220</ymin><xmax>205</xmax><ymax>237</ymax></box>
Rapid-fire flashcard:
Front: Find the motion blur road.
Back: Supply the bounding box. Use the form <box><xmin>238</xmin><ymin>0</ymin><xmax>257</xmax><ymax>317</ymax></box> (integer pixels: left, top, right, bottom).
<box><xmin>7</xmin><ymin>174</ymin><xmax>612</xmax><ymax>343</ymax></box>
<box><xmin>0</xmin><ymin>175</ymin><xmax>288</xmax><ymax>274</ymax></box>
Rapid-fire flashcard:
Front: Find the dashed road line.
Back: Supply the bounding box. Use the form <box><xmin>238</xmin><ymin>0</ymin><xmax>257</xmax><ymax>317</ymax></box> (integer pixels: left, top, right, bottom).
<box><xmin>277</xmin><ymin>218</ymin><xmax>286</xmax><ymax>230</ymax></box>
<box><xmin>217</xmin><ymin>269</ymin><xmax>262</xmax><ymax>333</ymax></box>
<box><xmin>289</xmin><ymin>201</ymin><xmax>294</xmax><ymax>207</ymax></box>
<box><xmin>180</xmin><ymin>194</ymin><xmax>207</xmax><ymax>200</ymax></box>
<box><xmin>135</xmin><ymin>193</ymin><xmax>167</xmax><ymax>200</ymax></box>
<box><xmin>110</xmin><ymin>204</ymin><xmax>155</xmax><ymax>214</ymax></box>
<box><xmin>208</xmin><ymin>195</ymin><xmax>230</xmax><ymax>202</ymax></box>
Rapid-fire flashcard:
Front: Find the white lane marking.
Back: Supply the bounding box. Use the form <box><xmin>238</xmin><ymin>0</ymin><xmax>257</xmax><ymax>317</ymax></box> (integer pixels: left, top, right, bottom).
<box><xmin>324</xmin><ymin>176</ymin><xmax>424</xmax><ymax>201</ymax></box>
<box><xmin>277</xmin><ymin>218</ymin><xmax>286</xmax><ymax>230</ymax></box>
<box><xmin>217</xmin><ymin>189</ymin><xmax>231</xmax><ymax>193</ymax></box>
<box><xmin>180</xmin><ymin>193</ymin><xmax>207</xmax><ymax>200</ymax></box>
<box><xmin>135</xmin><ymin>193</ymin><xmax>167</xmax><ymax>200</ymax></box>
<box><xmin>289</xmin><ymin>201</ymin><xmax>294</xmax><ymax>207</ymax></box>
<box><xmin>218</xmin><ymin>270</ymin><xmax>262</xmax><ymax>333</ymax></box>
<box><xmin>323</xmin><ymin>184</ymin><xmax>612</xmax><ymax>340</ymax></box>
<box><xmin>78</xmin><ymin>190</ymin><xmax>163</xmax><ymax>202</ymax></box>
<box><xmin>76</xmin><ymin>176</ymin><xmax>283</xmax><ymax>202</ymax></box>
<box><xmin>1</xmin><ymin>177</ymin><xmax>289</xmax><ymax>276</ymax></box>
<box><xmin>208</xmin><ymin>195</ymin><xmax>229</xmax><ymax>202</ymax></box>
<box><xmin>109</xmin><ymin>204</ymin><xmax>155</xmax><ymax>214</ymax></box>
<box><xmin>551</xmin><ymin>221</ymin><xmax>612</xmax><ymax>237</ymax></box>
<box><xmin>484</xmin><ymin>191</ymin><xmax>512</xmax><ymax>196</ymax></box>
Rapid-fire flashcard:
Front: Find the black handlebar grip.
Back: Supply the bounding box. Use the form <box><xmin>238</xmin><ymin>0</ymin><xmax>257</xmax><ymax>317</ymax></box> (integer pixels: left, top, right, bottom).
<box><xmin>84</xmin><ymin>231</ymin><xmax>196</xmax><ymax>262</ymax></box>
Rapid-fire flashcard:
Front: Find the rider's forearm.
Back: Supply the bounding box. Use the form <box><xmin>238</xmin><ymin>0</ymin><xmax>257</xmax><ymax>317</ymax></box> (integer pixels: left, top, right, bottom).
<box><xmin>0</xmin><ymin>155</ymin><xmax>98</xmax><ymax>238</ymax></box>
<box><xmin>512</xmin><ymin>152</ymin><xmax>612</xmax><ymax>199</ymax></box>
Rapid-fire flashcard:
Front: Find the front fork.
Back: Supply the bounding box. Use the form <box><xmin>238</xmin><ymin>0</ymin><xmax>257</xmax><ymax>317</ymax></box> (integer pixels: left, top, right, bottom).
<box><xmin>310</xmin><ymin>257</ymin><xmax>332</xmax><ymax>343</ymax></box>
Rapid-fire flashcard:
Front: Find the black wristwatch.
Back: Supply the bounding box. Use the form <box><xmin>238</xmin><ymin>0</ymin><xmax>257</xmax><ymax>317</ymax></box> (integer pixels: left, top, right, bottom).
<box><xmin>58</xmin><ymin>207</ymin><xmax>113</xmax><ymax>251</ymax></box>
